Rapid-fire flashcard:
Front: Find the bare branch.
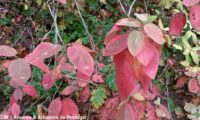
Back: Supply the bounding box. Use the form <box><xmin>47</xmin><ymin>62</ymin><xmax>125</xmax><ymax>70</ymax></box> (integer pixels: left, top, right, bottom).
<box><xmin>74</xmin><ymin>0</ymin><xmax>96</xmax><ymax>50</ymax></box>
<box><xmin>128</xmin><ymin>0</ymin><xmax>137</xmax><ymax>17</ymax></box>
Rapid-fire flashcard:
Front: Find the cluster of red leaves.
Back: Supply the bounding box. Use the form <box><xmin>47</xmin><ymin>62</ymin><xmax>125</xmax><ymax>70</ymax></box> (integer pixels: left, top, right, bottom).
<box><xmin>169</xmin><ymin>0</ymin><xmax>200</xmax><ymax>94</ymax></box>
<box><xmin>0</xmin><ymin>42</ymin><xmax>103</xmax><ymax>118</ymax></box>
<box><xmin>102</xmin><ymin>18</ymin><xmax>170</xmax><ymax>119</ymax></box>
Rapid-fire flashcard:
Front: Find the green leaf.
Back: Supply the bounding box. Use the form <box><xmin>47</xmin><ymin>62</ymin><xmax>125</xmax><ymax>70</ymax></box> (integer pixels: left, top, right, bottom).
<box><xmin>190</xmin><ymin>51</ymin><xmax>199</xmax><ymax>65</ymax></box>
<box><xmin>159</xmin><ymin>0</ymin><xmax>174</xmax><ymax>9</ymax></box>
<box><xmin>182</xmin><ymin>38</ymin><xmax>191</xmax><ymax>49</ymax></box>
<box><xmin>90</xmin><ymin>86</ymin><xmax>107</xmax><ymax>109</ymax></box>
<box><xmin>128</xmin><ymin>30</ymin><xmax>144</xmax><ymax>56</ymax></box>
<box><xmin>146</xmin><ymin>15</ymin><xmax>158</xmax><ymax>23</ymax></box>
<box><xmin>105</xmin><ymin>73</ymin><xmax>116</xmax><ymax>91</ymax></box>
<box><xmin>180</xmin><ymin>61</ymin><xmax>190</xmax><ymax>67</ymax></box>
<box><xmin>173</xmin><ymin>44</ymin><xmax>183</xmax><ymax>50</ymax></box>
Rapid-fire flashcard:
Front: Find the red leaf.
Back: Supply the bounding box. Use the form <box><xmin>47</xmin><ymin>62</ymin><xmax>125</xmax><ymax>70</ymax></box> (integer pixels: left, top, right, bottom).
<box><xmin>76</xmin><ymin>71</ymin><xmax>91</xmax><ymax>87</ymax></box>
<box><xmin>146</xmin><ymin>104</ymin><xmax>159</xmax><ymax>120</ymax></box>
<box><xmin>92</xmin><ymin>73</ymin><xmax>104</xmax><ymax>83</ymax></box>
<box><xmin>175</xmin><ymin>77</ymin><xmax>188</xmax><ymax>88</ymax></box>
<box><xmin>183</xmin><ymin>0</ymin><xmax>200</xmax><ymax>7</ymax></box>
<box><xmin>48</xmin><ymin>98</ymin><xmax>62</xmax><ymax>116</ymax></box>
<box><xmin>103</xmin><ymin>34</ymin><xmax>128</xmax><ymax>56</ymax></box>
<box><xmin>9</xmin><ymin>78</ymin><xmax>26</xmax><ymax>88</ymax></box>
<box><xmin>136</xmin><ymin>40</ymin><xmax>155</xmax><ymax>66</ymax></box>
<box><xmin>117</xmin><ymin>103</ymin><xmax>137</xmax><ymax>120</ymax></box>
<box><xmin>0</xmin><ymin>45</ymin><xmax>17</xmax><ymax>57</ymax></box>
<box><xmin>26</xmin><ymin>42</ymin><xmax>62</xmax><ymax>60</ymax></box>
<box><xmin>189</xmin><ymin>5</ymin><xmax>200</xmax><ymax>31</ymax></box>
<box><xmin>80</xmin><ymin>86</ymin><xmax>90</xmax><ymax>103</ymax></box>
<box><xmin>8</xmin><ymin>58</ymin><xmax>31</xmax><ymax>82</ymax></box>
<box><xmin>42</xmin><ymin>71</ymin><xmax>57</xmax><ymax>90</ymax></box>
<box><xmin>61</xmin><ymin>86</ymin><xmax>77</xmax><ymax>96</ymax></box>
<box><xmin>142</xmin><ymin>47</ymin><xmax>160</xmax><ymax>79</ymax></box>
<box><xmin>9</xmin><ymin>96</ymin><xmax>17</xmax><ymax>107</ymax></box>
<box><xmin>169</xmin><ymin>12</ymin><xmax>186</xmax><ymax>36</ymax></box>
<box><xmin>100</xmin><ymin>97</ymin><xmax>119</xmax><ymax>120</ymax></box>
<box><xmin>22</xmin><ymin>85</ymin><xmax>38</xmax><ymax>98</ymax></box>
<box><xmin>60</xmin><ymin>98</ymin><xmax>79</xmax><ymax>116</ymax></box>
<box><xmin>114</xmin><ymin>49</ymin><xmax>138</xmax><ymax>100</ymax></box>
<box><xmin>188</xmin><ymin>78</ymin><xmax>200</xmax><ymax>94</ymax></box>
<box><xmin>10</xmin><ymin>103</ymin><xmax>20</xmax><ymax>116</ymax></box>
<box><xmin>138</xmin><ymin>72</ymin><xmax>152</xmax><ymax>97</ymax></box>
<box><xmin>67</xmin><ymin>44</ymin><xmax>94</xmax><ymax>77</ymax></box>
<box><xmin>144</xmin><ymin>23</ymin><xmax>163</xmax><ymax>45</ymax></box>
<box><xmin>13</xmin><ymin>89</ymin><xmax>23</xmax><ymax>101</ymax></box>
<box><xmin>25</xmin><ymin>42</ymin><xmax>61</xmax><ymax>72</ymax></box>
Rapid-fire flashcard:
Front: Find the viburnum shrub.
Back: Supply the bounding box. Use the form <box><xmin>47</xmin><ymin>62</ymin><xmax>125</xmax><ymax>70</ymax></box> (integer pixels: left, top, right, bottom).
<box><xmin>101</xmin><ymin>17</ymin><xmax>171</xmax><ymax>119</ymax></box>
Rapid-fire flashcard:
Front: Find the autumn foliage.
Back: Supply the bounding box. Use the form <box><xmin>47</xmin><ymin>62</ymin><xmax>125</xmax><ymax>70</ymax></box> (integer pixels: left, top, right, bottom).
<box><xmin>0</xmin><ymin>0</ymin><xmax>200</xmax><ymax>120</ymax></box>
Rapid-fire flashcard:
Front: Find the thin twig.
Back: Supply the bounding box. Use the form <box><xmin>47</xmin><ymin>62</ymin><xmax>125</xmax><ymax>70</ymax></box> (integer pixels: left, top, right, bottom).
<box><xmin>128</xmin><ymin>0</ymin><xmax>137</xmax><ymax>17</ymax></box>
<box><xmin>74</xmin><ymin>0</ymin><xmax>95</xmax><ymax>50</ymax></box>
<box><xmin>117</xmin><ymin>0</ymin><xmax>128</xmax><ymax>16</ymax></box>
<box><xmin>143</xmin><ymin>0</ymin><xmax>148</xmax><ymax>12</ymax></box>
<box><xmin>13</xmin><ymin>28</ymin><xmax>27</xmax><ymax>47</ymax></box>
<box><xmin>47</xmin><ymin>0</ymin><xmax>64</xmax><ymax>44</ymax></box>
<box><xmin>64</xmin><ymin>74</ymin><xmax>97</xmax><ymax>86</ymax></box>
